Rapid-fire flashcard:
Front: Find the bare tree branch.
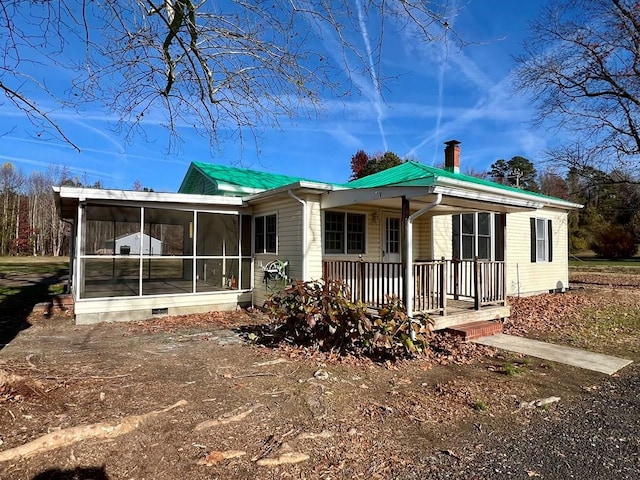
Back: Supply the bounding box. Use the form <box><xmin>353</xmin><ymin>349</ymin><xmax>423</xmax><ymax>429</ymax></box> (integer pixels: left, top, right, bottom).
<box><xmin>0</xmin><ymin>1</ymin><xmax>458</xmax><ymax>152</ymax></box>
<box><xmin>516</xmin><ymin>0</ymin><xmax>640</xmax><ymax>171</ymax></box>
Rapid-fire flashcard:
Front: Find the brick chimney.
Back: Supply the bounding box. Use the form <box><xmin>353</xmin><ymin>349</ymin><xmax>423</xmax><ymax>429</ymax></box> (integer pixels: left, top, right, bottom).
<box><xmin>444</xmin><ymin>140</ymin><xmax>461</xmax><ymax>173</ymax></box>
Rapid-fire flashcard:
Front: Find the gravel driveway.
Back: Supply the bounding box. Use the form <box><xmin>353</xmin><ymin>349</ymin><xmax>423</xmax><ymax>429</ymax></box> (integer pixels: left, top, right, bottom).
<box><xmin>422</xmin><ymin>363</ymin><xmax>640</xmax><ymax>480</ymax></box>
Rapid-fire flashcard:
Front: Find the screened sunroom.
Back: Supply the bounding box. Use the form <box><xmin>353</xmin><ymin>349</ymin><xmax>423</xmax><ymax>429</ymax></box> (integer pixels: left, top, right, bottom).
<box><xmin>54</xmin><ymin>187</ymin><xmax>252</xmax><ymax>324</ymax></box>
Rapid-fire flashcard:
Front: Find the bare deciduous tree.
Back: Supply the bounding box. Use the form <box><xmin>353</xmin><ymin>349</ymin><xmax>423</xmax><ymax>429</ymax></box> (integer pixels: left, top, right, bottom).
<box><xmin>0</xmin><ymin>1</ymin><xmax>457</xmax><ymax>151</ymax></box>
<box><xmin>0</xmin><ymin>163</ymin><xmax>25</xmax><ymax>255</ymax></box>
<box><xmin>516</xmin><ymin>0</ymin><xmax>640</xmax><ymax>171</ymax></box>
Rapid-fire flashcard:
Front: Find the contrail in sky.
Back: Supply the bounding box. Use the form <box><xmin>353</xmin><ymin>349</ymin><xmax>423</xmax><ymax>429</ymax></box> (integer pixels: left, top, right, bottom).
<box><xmin>433</xmin><ymin>50</ymin><xmax>445</xmax><ymax>163</ymax></box>
<box><xmin>356</xmin><ymin>0</ymin><xmax>388</xmax><ymax>152</ymax></box>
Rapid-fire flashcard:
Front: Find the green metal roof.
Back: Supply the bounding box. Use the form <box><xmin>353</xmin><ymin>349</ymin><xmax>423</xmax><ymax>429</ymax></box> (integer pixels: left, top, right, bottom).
<box><xmin>177</xmin><ymin>159</ymin><xmax>578</xmax><ymax>208</ymax></box>
<box><xmin>179</xmin><ymin>161</ymin><xmax>328</xmax><ymax>196</ymax></box>
<box><xmin>346</xmin><ymin>161</ymin><xmax>437</xmax><ymax>188</ymax></box>
<box><xmin>346</xmin><ymin>161</ymin><xmax>576</xmax><ymax>205</ymax></box>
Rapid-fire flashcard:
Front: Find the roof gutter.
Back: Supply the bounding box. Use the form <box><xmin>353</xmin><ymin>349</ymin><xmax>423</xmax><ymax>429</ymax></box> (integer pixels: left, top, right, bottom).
<box><xmin>435</xmin><ymin>176</ymin><xmax>583</xmax><ymax>210</ymax></box>
<box><xmin>405</xmin><ymin>193</ymin><xmax>443</xmax><ymax>337</ymax></box>
<box><xmin>246</xmin><ymin>180</ymin><xmax>340</xmax><ymax>203</ymax></box>
<box><xmin>288</xmin><ymin>190</ymin><xmax>308</xmax><ymax>281</ymax></box>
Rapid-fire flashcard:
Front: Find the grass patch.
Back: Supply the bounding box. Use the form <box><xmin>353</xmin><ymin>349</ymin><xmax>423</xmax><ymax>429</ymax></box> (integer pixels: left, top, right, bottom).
<box><xmin>0</xmin><ymin>287</ymin><xmax>21</xmax><ymax>298</ymax></box>
<box><xmin>559</xmin><ymin>305</ymin><xmax>640</xmax><ymax>355</ymax></box>
<box><xmin>0</xmin><ymin>256</ymin><xmax>69</xmax><ymax>275</ymax></box>
<box><xmin>569</xmin><ymin>256</ymin><xmax>640</xmax><ymax>273</ymax></box>
<box><xmin>48</xmin><ymin>283</ymin><xmax>66</xmax><ymax>295</ymax></box>
<box><xmin>502</xmin><ymin>361</ymin><xmax>524</xmax><ymax>376</ymax></box>
<box><xmin>473</xmin><ymin>399</ymin><xmax>488</xmax><ymax>411</ymax></box>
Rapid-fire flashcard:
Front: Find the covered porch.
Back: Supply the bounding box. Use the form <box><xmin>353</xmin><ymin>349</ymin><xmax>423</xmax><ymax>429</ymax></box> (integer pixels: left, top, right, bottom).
<box><xmin>323</xmin><ymin>258</ymin><xmax>510</xmax><ymax>330</ymax></box>
<box><xmin>318</xmin><ymin>148</ymin><xmax>548</xmax><ymax>329</ymax></box>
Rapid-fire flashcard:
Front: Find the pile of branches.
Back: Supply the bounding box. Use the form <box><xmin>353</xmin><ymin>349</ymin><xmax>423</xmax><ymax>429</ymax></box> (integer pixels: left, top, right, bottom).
<box><xmin>263</xmin><ymin>280</ymin><xmax>433</xmax><ymax>360</ymax></box>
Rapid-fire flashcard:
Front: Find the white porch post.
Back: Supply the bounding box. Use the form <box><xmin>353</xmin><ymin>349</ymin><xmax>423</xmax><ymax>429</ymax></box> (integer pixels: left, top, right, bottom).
<box><xmin>405</xmin><ymin>194</ymin><xmax>443</xmax><ymax>330</ymax></box>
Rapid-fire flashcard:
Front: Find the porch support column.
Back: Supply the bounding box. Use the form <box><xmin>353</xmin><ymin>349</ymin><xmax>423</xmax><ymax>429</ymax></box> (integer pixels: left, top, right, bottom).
<box><xmin>405</xmin><ymin>194</ymin><xmax>443</xmax><ymax>337</ymax></box>
<box><xmin>401</xmin><ymin>196</ymin><xmax>410</xmax><ymax>305</ymax></box>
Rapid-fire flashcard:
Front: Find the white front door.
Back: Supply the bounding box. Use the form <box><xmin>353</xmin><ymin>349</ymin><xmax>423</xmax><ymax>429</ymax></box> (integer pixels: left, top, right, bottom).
<box><xmin>383</xmin><ymin>214</ymin><xmax>401</xmax><ymax>263</ymax></box>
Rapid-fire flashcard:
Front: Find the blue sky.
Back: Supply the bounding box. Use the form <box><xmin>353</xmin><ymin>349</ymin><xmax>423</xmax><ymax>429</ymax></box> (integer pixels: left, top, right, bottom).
<box><xmin>1</xmin><ymin>1</ymin><xmax>551</xmax><ymax>191</ymax></box>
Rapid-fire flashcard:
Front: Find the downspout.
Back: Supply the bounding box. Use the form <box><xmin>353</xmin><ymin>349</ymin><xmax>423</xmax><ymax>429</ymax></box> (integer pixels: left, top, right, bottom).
<box><xmin>405</xmin><ymin>193</ymin><xmax>443</xmax><ymax>335</ymax></box>
<box><xmin>288</xmin><ymin>190</ymin><xmax>308</xmax><ymax>281</ymax></box>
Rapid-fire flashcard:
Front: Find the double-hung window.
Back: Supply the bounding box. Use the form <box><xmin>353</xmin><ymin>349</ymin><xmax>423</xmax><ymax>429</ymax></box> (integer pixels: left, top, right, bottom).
<box><xmin>324</xmin><ymin>211</ymin><xmax>365</xmax><ymax>254</ymax></box>
<box><xmin>453</xmin><ymin>213</ymin><xmax>493</xmax><ymax>260</ymax></box>
<box><xmin>531</xmin><ymin>218</ymin><xmax>553</xmax><ymax>262</ymax></box>
<box><xmin>255</xmin><ymin>214</ymin><xmax>277</xmax><ymax>253</ymax></box>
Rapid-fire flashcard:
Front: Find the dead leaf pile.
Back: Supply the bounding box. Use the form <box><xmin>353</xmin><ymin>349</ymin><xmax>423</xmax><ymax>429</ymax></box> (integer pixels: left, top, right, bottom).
<box><xmin>0</xmin><ymin>369</ymin><xmax>46</xmax><ymax>404</ymax></box>
<box><xmin>127</xmin><ymin>308</ymin><xmax>269</xmax><ymax>334</ymax></box>
<box><xmin>504</xmin><ymin>293</ymin><xmax>598</xmax><ymax>336</ymax></box>
<box><xmin>427</xmin><ymin>333</ymin><xmax>497</xmax><ymax>365</ymax></box>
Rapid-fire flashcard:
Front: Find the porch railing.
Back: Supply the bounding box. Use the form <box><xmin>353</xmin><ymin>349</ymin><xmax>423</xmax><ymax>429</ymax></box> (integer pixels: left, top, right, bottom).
<box><xmin>412</xmin><ymin>261</ymin><xmax>447</xmax><ymax>314</ymax></box>
<box><xmin>322</xmin><ymin>260</ymin><xmax>404</xmax><ymax>309</ymax></box>
<box><xmin>447</xmin><ymin>259</ymin><xmax>506</xmax><ymax>308</ymax></box>
<box><xmin>323</xmin><ymin>258</ymin><xmax>506</xmax><ymax>315</ymax></box>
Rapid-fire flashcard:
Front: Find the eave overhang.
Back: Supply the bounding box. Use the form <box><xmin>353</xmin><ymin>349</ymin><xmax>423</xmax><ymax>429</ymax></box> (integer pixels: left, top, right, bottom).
<box><xmin>243</xmin><ymin>180</ymin><xmax>341</xmax><ymax>204</ymax></box>
<box><xmin>53</xmin><ymin>186</ymin><xmax>246</xmax><ymax>219</ymax></box>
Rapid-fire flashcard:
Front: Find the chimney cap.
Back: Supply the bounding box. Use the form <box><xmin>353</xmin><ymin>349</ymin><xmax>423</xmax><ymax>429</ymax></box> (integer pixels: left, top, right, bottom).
<box><xmin>444</xmin><ymin>139</ymin><xmax>461</xmax><ymax>146</ymax></box>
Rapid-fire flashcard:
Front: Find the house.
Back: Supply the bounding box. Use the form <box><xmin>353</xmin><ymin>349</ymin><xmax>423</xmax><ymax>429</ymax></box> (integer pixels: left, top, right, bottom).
<box><xmin>54</xmin><ymin>141</ymin><xmax>581</xmax><ymax>326</ymax></box>
<box><xmin>103</xmin><ymin>232</ymin><xmax>163</xmax><ymax>255</ymax></box>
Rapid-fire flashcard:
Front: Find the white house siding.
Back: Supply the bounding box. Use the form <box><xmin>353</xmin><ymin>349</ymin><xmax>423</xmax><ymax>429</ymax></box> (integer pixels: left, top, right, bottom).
<box><xmin>505</xmin><ymin>209</ymin><xmax>569</xmax><ymax>296</ymax></box>
<box><xmin>252</xmin><ymin>195</ymin><xmax>304</xmax><ymax>307</ymax></box>
<box><xmin>320</xmin><ymin>206</ymin><xmax>435</xmax><ymax>263</ymax></box>
<box><xmin>431</xmin><ymin>214</ymin><xmax>452</xmax><ymax>260</ymax></box>
<box><xmin>414</xmin><ymin>215</ymin><xmax>432</xmax><ymax>260</ymax></box>
<box><xmin>320</xmin><ymin>205</ymin><xmax>381</xmax><ymax>263</ymax></box>
<box><xmin>306</xmin><ymin>195</ymin><xmax>324</xmax><ymax>280</ymax></box>
<box><xmin>430</xmin><ymin>209</ymin><xmax>570</xmax><ymax>296</ymax></box>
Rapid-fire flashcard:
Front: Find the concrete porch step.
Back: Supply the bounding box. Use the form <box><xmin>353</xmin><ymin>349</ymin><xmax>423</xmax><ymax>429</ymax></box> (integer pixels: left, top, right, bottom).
<box><xmin>444</xmin><ymin>320</ymin><xmax>503</xmax><ymax>341</ymax></box>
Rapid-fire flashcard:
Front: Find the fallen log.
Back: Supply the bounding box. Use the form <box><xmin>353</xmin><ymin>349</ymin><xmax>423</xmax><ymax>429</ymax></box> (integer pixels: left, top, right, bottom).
<box><xmin>0</xmin><ymin>399</ymin><xmax>187</xmax><ymax>462</ymax></box>
<box><xmin>194</xmin><ymin>404</ymin><xmax>261</xmax><ymax>431</ymax></box>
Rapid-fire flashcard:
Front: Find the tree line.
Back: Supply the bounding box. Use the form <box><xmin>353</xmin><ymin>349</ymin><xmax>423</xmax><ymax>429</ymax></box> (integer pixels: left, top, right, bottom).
<box><xmin>0</xmin><ymin>163</ymin><xmax>103</xmax><ymax>257</ymax></box>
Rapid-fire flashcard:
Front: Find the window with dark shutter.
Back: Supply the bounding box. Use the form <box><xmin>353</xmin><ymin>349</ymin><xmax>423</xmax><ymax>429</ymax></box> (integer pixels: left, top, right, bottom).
<box><xmin>452</xmin><ymin>213</ymin><xmax>494</xmax><ymax>260</ymax></box>
<box><xmin>531</xmin><ymin>217</ymin><xmax>553</xmax><ymax>262</ymax></box>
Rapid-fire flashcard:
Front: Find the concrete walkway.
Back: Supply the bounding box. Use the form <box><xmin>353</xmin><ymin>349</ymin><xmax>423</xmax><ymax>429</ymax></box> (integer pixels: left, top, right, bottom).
<box><xmin>473</xmin><ymin>334</ymin><xmax>633</xmax><ymax>375</ymax></box>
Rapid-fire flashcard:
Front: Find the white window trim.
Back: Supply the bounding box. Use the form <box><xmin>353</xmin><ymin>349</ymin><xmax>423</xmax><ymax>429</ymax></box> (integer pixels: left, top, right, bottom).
<box><xmin>535</xmin><ymin>217</ymin><xmax>549</xmax><ymax>262</ymax></box>
<box><xmin>323</xmin><ymin>210</ymin><xmax>367</xmax><ymax>255</ymax></box>
<box><xmin>254</xmin><ymin>213</ymin><xmax>277</xmax><ymax>254</ymax></box>
<box><xmin>454</xmin><ymin>212</ymin><xmax>494</xmax><ymax>260</ymax></box>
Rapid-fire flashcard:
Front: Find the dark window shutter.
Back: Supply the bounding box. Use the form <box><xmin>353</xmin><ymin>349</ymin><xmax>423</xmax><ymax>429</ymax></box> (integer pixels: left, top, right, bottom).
<box><xmin>547</xmin><ymin>219</ymin><xmax>553</xmax><ymax>262</ymax></box>
<box><xmin>452</xmin><ymin>215</ymin><xmax>460</xmax><ymax>259</ymax></box>
<box><xmin>495</xmin><ymin>213</ymin><xmax>505</xmax><ymax>261</ymax></box>
<box><xmin>530</xmin><ymin>217</ymin><xmax>536</xmax><ymax>263</ymax></box>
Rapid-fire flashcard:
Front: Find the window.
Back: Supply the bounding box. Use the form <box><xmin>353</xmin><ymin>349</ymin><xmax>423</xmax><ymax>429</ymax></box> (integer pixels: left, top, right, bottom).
<box><xmin>324</xmin><ymin>211</ymin><xmax>366</xmax><ymax>254</ymax></box>
<box><xmin>386</xmin><ymin>217</ymin><xmax>400</xmax><ymax>254</ymax></box>
<box><xmin>453</xmin><ymin>213</ymin><xmax>493</xmax><ymax>260</ymax></box>
<box><xmin>531</xmin><ymin>218</ymin><xmax>553</xmax><ymax>263</ymax></box>
<box><xmin>255</xmin><ymin>214</ymin><xmax>277</xmax><ymax>253</ymax></box>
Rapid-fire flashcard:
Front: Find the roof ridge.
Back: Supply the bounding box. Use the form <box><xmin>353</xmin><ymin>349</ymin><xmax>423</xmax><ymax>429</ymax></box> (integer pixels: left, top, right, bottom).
<box><xmin>191</xmin><ymin>161</ymin><xmax>315</xmax><ymax>184</ymax></box>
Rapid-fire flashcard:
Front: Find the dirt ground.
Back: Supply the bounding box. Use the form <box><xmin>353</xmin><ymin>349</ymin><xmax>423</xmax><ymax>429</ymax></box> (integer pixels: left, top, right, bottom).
<box><xmin>0</xmin><ymin>273</ymin><xmax>637</xmax><ymax>479</ymax></box>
